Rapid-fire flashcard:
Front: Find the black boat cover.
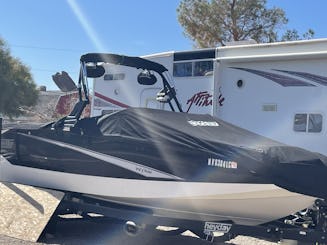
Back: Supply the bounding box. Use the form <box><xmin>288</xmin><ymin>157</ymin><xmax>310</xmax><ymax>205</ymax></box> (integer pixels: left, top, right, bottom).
<box><xmin>5</xmin><ymin>107</ymin><xmax>327</xmax><ymax>198</ymax></box>
<box><xmin>97</xmin><ymin>108</ymin><xmax>327</xmax><ymax>198</ymax></box>
<box><xmin>98</xmin><ymin>108</ymin><xmax>281</xmax><ymax>150</ymax></box>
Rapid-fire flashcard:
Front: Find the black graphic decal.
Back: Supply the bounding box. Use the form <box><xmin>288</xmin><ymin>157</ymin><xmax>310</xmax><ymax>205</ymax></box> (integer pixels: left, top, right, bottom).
<box><xmin>275</xmin><ymin>70</ymin><xmax>327</xmax><ymax>86</ymax></box>
<box><xmin>231</xmin><ymin>67</ymin><xmax>315</xmax><ymax>87</ymax></box>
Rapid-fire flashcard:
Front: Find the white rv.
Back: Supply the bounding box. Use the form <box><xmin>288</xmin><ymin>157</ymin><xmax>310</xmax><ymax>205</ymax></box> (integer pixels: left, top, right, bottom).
<box><xmin>91</xmin><ymin>39</ymin><xmax>327</xmax><ymax>155</ymax></box>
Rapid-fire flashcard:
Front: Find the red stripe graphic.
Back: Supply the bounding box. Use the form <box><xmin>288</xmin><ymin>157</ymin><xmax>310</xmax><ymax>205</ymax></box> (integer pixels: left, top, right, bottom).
<box><xmin>94</xmin><ymin>92</ymin><xmax>130</xmax><ymax>108</ymax></box>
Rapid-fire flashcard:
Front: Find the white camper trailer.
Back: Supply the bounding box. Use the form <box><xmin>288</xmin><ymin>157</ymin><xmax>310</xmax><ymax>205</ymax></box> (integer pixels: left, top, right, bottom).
<box><xmin>90</xmin><ymin>39</ymin><xmax>327</xmax><ymax>155</ymax></box>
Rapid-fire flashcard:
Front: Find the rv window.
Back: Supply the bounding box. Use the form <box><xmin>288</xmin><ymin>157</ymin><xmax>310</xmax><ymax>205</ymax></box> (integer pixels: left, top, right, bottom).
<box><xmin>294</xmin><ymin>114</ymin><xmax>307</xmax><ymax>132</ymax></box>
<box><xmin>308</xmin><ymin>114</ymin><xmax>322</xmax><ymax>132</ymax></box>
<box><xmin>194</xmin><ymin>61</ymin><xmax>213</xmax><ymax>76</ymax></box>
<box><xmin>293</xmin><ymin>113</ymin><xmax>323</xmax><ymax>133</ymax></box>
<box><xmin>173</xmin><ymin>62</ymin><xmax>192</xmax><ymax>77</ymax></box>
<box><xmin>104</xmin><ymin>73</ymin><xmax>125</xmax><ymax>81</ymax></box>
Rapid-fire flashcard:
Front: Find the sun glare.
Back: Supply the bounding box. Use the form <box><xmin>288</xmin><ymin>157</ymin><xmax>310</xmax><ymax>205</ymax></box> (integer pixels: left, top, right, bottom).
<box><xmin>66</xmin><ymin>0</ymin><xmax>107</xmax><ymax>52</ymax></box>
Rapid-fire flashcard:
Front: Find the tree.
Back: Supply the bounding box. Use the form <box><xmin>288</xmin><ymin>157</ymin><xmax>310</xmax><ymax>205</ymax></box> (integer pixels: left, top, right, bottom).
<box><xmin>281</xmin><ymin>28</ymin><xmax>315</xmax><ymax>42</ymax></box>
<box><xmin>0</xmin><ymin>38</ymin><xmax>38</xmax><ymax>118</ymax></box>
<box><xmin>177</xmin><ymin>0</ymin><xmax>314</xmax><ymax>48</ymax></box>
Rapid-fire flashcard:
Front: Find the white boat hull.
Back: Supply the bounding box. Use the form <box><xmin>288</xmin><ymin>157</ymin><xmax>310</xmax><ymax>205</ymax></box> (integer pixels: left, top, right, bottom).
<box><xmin>0</xmin><ymin>155</ymin><xmax>316</xmax><ymax>225</ymax></box>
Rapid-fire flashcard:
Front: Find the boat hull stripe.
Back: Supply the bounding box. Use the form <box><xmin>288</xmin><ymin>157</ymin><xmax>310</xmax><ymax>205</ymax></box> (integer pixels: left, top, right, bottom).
<box><xmin>19</xmin><ymin>133</ymin><xmax>183</xmax><ymax>180</ymax></box>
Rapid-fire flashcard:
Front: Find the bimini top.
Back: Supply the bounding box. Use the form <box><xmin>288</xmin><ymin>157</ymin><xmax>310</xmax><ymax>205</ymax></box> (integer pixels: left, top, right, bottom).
<box><xmin>80</xmin><ymin>53</ymin><xmax>168</xmax><ymax>73</ymax></box>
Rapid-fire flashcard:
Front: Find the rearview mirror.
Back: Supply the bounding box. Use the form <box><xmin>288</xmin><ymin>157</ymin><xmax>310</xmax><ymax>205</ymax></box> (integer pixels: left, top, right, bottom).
<box><xmin>86</xmin><ymin>65</ymin><xmax>105</xmax><ymax>78</ymax></box>
<box><xmin>137</xmin><ymin>70</ymin><xmax>157</xmax><ymax>85</ymax></box>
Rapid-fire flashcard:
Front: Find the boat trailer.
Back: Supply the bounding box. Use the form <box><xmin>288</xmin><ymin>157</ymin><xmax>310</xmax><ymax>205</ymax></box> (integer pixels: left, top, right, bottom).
<box><xmin>53</xmin><ymin>192</ymin><xmax>327</xmax><ymax>244</ymax></box>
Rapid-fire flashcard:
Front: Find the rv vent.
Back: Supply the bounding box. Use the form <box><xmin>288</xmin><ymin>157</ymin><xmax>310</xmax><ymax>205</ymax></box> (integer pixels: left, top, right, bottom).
<box><xmin>262</xmin><ymin>104</ymin><xmax>277</xmax><ymax>112</ymax></box>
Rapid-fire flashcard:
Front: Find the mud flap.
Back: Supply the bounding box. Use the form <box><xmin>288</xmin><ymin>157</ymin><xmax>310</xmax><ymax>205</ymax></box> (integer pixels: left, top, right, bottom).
<box><xmin>0</xmin><ymin>180</ymin><xmax>64</xmax><ymax>242</ymax></box>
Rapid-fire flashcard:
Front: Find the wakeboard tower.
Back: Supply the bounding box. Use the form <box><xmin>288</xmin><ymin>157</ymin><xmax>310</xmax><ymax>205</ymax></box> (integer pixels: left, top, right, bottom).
<box><xmin>1</xmin><ymin>53</ymin><xmax>327</xmax><ymax>243</ymax></box>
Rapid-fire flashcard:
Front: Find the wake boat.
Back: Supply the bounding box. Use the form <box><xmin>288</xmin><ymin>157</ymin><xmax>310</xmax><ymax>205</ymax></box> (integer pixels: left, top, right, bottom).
<box><xmin>1</xmin><ymin>53</ymin><xmax>327</xmax><ymax>242</ymax></box>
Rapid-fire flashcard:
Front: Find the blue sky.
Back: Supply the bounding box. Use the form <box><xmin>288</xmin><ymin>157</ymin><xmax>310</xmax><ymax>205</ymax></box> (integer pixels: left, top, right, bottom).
<box><xmin>1</xmin><ymin>0</ymin><xmax>327</xmax><ymax>90</ymax></box>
